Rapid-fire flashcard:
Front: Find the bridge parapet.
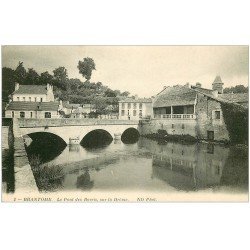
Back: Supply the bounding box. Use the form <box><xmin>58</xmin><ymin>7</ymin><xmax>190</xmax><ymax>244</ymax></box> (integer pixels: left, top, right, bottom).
<box><xmin>18</xmin><ymin>118</ymin><xmax>139</xmax><ymax>128</ymax></box>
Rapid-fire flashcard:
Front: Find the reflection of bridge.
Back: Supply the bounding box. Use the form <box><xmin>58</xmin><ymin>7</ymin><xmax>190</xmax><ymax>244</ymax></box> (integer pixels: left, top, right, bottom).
<box><xmin>17</xmin><ymin>118</ymin><xmax>140</xmax><ymax>144</ymax></box>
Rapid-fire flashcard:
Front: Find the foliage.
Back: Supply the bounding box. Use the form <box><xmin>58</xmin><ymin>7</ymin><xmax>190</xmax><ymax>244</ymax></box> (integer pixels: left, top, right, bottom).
<box><xmin>223</xmin><ymin>85</ymin><xmax>248</xmax><ymax>93</ymax></box>
<box><xmin>30</xmin><ymin>155</ymin><xmax>65</xmax><ymax>192</ymax></box>
<box><xmin>25</xmin><ymin>68</ymin><xmax>40</xmax><ymax>85</ymax></box>
<box><xmin>2</xmin><ymin>59</ymin><xmax>131</xmax><ymax>115</ymax></box>
<box><xmin>77</xmin><ymin>57</ymin><xmax>96</xmax><ymax>81</ymax></box>
<box><xmin>220</xmin><ymin>102</ymin><xmax>248</xmax><ymax>144</ymax></box>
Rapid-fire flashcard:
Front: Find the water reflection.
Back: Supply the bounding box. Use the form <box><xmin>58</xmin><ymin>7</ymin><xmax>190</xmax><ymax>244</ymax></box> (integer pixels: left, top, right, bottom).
<box><xmin>26</xmin><ymin>136</ymin><xmax>248</xmax><ymax>193</ymax></box>
<box><xmin>76</xmin><ymin>169</ymin><xmax>94</xmax><ymax>190</ymax></box>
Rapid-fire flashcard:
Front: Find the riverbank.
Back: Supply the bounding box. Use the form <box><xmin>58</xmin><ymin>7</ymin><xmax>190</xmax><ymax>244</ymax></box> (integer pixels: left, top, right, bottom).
<box><xmin>141</xmin><ymin>129</ymin><xmax>248</xmax><ymax>147</ymax></box>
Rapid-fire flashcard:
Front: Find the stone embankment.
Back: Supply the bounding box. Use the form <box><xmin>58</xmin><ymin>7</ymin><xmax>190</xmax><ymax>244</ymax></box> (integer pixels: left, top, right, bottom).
<box><xmin>12</xmin><ymin>118</ymin><xmax>38</xmax><ymax>193</ymax></box>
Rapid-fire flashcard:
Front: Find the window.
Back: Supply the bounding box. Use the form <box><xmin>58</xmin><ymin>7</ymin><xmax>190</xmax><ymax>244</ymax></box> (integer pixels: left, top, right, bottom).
<box><xmin>17</xmin><ymin>97</ymin><xmax>20</xmax><ymax>101</ymax></box>
<box><xmin>172</xmin><ymin>124</ymin><xmax>174</xmax><ymax>129</ymax></box>
<box><xmin>29</xmin><ymin>97</ymin><xmax>31</xmax><ymax>102</ymax></box>
<box><xmin>182</xmin><ymin>124</ymin><xmax>185</xmax><ymax>129</ymax></box>
<box><xmin>139</xmin><ymin>103</ymin><xmax>142</xmax><ymax>109</ymax></box>
<box><xmin>20</xmin><ymin>112</ymin><xmax>25</xmax><ymax>118</ymax></box>
<box><xmin>215</xmin><ymin>111</ymin><xmax>221</xmax><ymax>119</ymax></box>
<box><xmin>139</xmin><ymin>110</ymin><xmax>142</xmax><ymax>118</ymax></box>
<box><xmin>122</xmin><ymin>103</ymin><xmax>125</xmax><ymax>109</ymax></box>
<box><xmin>23</xmin><ymin>97</ymin><xmax>25</xmax><ymax>101</ymax></box>
<box><xmin>30</xmin><ymin>112</ymin><xmax>33</xmax><ymax>118</ymax></box>
<box><xmin>45</xmin><ymin>112</ymin><xmax>51</xmax><ymax>118</ymax></box>
<box><xmin>128</xmin><ymin>103</ymin><xmax>131</xmax><ymax>109</ymax></box>
<box><xmin>128</xmin><ymin>110</ymin><xmax>130</xmax><ymax>115</ymax></box>
<box><xmin>133</xmin><ymin>110</ymin><xmax>137</xmax><ymax>116</ymax></box>
<box><xmin>41</xmin><ymin>98</ymin><xmax>43</xmax><ymax>102</ymax></box>
<box><xmin>207</xmin><ymin>144</ymin><xmax>214</xmax><ymax>154</ymax></box>
<box><xmin>35</xmin><ymin>97</ymin><xmax>37</xmax><ymax>102</ymax></box>
<box><xmin>12</xmin><ymin>111</ymin><xmax>14</xmax><ymax>118</ymax></box>
<box><xmin>133</xmin><ymin>103</ymin><xmax>137</xmax><ymax>109</ymax></box>
<box><xmin>121</xmin><ymin>110</ymin><xmax>125</xmax><ymax>116</ymax></box>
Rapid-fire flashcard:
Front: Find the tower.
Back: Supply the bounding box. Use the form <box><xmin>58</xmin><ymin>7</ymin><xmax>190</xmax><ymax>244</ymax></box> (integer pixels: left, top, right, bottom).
<box><xmin>212</xmin><ymin>76</ymin><xmax>224</xmax><ymax>94</ymax></box>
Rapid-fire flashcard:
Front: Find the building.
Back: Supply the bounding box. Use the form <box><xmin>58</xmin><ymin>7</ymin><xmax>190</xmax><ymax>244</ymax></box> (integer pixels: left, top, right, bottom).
<box><xmin>61</xmin><ymin>101</ymin><xmax>96</xmax><ymax>118</ymax></box>
<box><xmin>146</xmin><ymin>76</ymin><xmax>248</xmax><ymax>142</ymax></box>
<box><xmin>5</xmin><ymin>83</ymin><xmax>61</xmax><ymax>118</ymax></box>
<box><xmin>10</xmin><ymin>83</ymin><xmax>54</xmax><ymax>102</ymax></box>
<box><xmin>118</xmin><ymin>98</ymin><xmax>153</xmax><ymax>120</ymax></box>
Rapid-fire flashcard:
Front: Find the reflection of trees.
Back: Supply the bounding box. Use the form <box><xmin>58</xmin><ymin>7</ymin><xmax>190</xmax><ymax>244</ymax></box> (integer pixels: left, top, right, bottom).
<box><xmin>76</xmin><ymin>169</ymin><xmax>94</xmax><ymax>190</ymax></box>
<box><xmin>30</xmin><ymin>155</ymin><xmax>65</xmax><ymax>192</ymax></box>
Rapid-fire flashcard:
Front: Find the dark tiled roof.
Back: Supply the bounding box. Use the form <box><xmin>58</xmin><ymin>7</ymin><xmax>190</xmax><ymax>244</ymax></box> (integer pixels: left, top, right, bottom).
<box><xmin>119</xmin><ymin>98</ymin><xmax>152</xmax><ymax>103</ymax></box>
<box><xmin>191</xmin><ymin>86</ymin><xmax>213</xmax><ymax>95</ymax></box>
<box><xmin>13</xmin><ymin>85</ymin><xmax>48</xmax><ymax>95</ymax></box>
<box><xmin>218</xmin><ymin>93</ymin><xmax>248</xmax><ymax>103</ymax></box>
<box><xmin>153</xmin><ymin>86</ymin><xmax>196</xmax><ymax>108</ymax></box>
<box><xmin>6</xmin><ymin>102</ymin><xmax>59</xmax><ymax>111</ymax></box>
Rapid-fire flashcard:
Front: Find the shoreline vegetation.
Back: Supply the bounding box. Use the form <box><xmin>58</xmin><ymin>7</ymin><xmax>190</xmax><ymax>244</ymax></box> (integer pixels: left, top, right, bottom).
<box><xmin>141</xmin><ymin>129</ymin><xmax>248</xmax><ymax>148</ymax></box>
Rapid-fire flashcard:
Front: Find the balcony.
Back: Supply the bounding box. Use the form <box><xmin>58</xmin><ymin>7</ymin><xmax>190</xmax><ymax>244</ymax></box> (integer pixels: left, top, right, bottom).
<box><xmin>154</xmin><ymin>114</ymin><xmax>196</xmax><ymax>119</ymax></box>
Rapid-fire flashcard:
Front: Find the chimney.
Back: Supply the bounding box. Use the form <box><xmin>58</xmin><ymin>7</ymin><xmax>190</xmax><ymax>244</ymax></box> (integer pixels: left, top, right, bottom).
<box><xmin>212</xmin><ymin>76</ymin><xmax>224</xmax><ymax>94</ymax></box>
<box><xmin>212</xmin><ymin>90</ymin><xmax>218</xmax><ymax>98</ymax></box>
<box><xmin>196</xmin><ymin>82</ymin><xmax>202</xmax><ymax>88</ymax></box>
<box><xmin>15</xmin><ymin>82</ymin><xmax>20</xmax><ymax>91</ymax></box>
<box><xmin>134</xmin><ymin>94</ymin><xmax>138</xmax><ymax>100</ymax></box>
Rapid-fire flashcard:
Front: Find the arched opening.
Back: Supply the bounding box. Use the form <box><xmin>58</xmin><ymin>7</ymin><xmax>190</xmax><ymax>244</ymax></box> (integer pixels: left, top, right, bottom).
<box><xmin>80</xmin><ymin>129</ymin><xmax>113</xmax><ymax>149</ymax></box>
<box><xmin>25</xmin><ymin>132</ymin><xmax>67</xmax><ymax>164</ymax></box>
<box><xmin>121</xmin><ymin>128</ymin><xmax>140</xmax><ymax>144</ymax></box>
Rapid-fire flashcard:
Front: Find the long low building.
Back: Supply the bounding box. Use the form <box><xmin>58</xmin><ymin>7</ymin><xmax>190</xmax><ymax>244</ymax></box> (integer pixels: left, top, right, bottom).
<box><xmin>5</xmin><ymin>101</ymin><xmax>61</xmax><ymax>119</ymax></box>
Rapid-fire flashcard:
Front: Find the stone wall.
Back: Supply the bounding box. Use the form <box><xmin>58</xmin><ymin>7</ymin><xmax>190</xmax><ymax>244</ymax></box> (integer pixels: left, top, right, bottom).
<box><xmin>139</xmin><ymin>118</ymin><xmax>197</xmax><ymax>137</ymax></box>
<box><xmin>12</xmin><ymin>118</ymin><xmax>38</xmax><ymax>193</ymax></box>
<box><xmin>18</xmin><ymin>118</ymin><xmax>139</xmax><ymax>128</ymax></box>
<box><xmin>195</xmin><ymin>93</ymin><xmax>229</xmax><ymax>141</ymax></box>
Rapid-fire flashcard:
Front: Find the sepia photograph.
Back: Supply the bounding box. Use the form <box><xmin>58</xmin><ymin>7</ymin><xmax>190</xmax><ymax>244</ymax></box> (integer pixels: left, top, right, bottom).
<box><xmin>1</xmin><ymin>45</ymin><xmax>249</xmax><ymax>202</ymax></box>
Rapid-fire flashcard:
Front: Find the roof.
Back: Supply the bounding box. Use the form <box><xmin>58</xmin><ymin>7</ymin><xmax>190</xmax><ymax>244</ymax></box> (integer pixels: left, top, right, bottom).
<box><xmin>13</xmin><ymin>85</ymin><xmax>48</xmax><ymax>95</ymax></box>
<box><xmin>119</xmin><ymin>98</ymin><xmax>152</xmax><ymax>103</ymax></box>
<box><xmin>191</xmin><ymin>86</ymin><xmax>213</xmax><ymax>95</ymax></box>
<box><xmin>213</xmin><ymin>75</ymin><xmax>223</xmax><ymax>84</ymax></box>
<box><xmin>218</xmin><ymin>93</ymin><xmax>248</xmax><ymax>103</ymax></box>
<box><xmin>153</xmin><ymin>86</ymin><xmax>197</xmax><ymax>108</ymax></box>
<box><xmin>63</xmin><ymin>102</ymin><xmax>92</xmax><ymax>109</ymax></box>
<box><xmin>6</xmin><ymin>102</ymin><xmax>59</xmax><ymax>111</ymax></box>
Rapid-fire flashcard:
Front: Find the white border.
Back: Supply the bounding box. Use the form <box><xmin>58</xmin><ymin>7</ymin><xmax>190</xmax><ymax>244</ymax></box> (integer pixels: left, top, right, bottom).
<box><xmin>1</xmin><ymin>1</ymin><xmax>250</xmax><ymax>250</ymax></box>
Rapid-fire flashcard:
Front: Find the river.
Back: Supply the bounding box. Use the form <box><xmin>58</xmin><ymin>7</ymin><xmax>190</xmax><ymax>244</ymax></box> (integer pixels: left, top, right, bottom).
<box><xmin>25</xmin><ymin>136</ymin><xmax>248</xmax><ymax>194</ymax></box>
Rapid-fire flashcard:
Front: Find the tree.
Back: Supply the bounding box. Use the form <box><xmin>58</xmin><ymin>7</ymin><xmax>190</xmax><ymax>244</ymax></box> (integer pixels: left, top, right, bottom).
<box><xmin>104</xmin><ymin>88</ymin><xmax>117</xmax><ymax>97</ymax></box>
<box><xmin>2</xmin><ymin>67</ymin><xmax>15</xmax><ymax>102</ymax></box>
<box><xmin>223</xmin><ymin>85</ymin><xmax>248</xmax><ymax>94</ymax></box>
<box><xmin>77</xmin><ymin>57</ymin><xmax>96</xmax><ymax>81</ymax></box>
<box><xmin>121</xmin><ymin>91</ymin><xmax>130</xmax><ymax>97</ymax></box>
<box><xmin>53</xmin><ymin>67</ymin><xmax>68</xmax><ymax>90</ymax></box>
<box><xmin>25</xmin><ymin>68</ymin><xmax>40</xmax><ymax>85</ymax></box>
<box><xmin>40</xmin><ymin>71</ymin><xmax>53</xmax><ymax>85</ymax></box>
<box><xmin>14</xmin><ymin>61</ymin><xmax>26</xmax><ymax>84</ymax></box>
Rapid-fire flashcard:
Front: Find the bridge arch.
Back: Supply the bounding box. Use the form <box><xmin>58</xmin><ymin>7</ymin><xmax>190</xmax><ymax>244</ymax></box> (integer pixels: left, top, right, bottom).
<box><xmin>24</xmin><ymin>131</ymin><xmax>67</xmax><ymax>163</ymax></box>
<box><xmin>24</xmin><ymin>131</ymin><xmax>68</xmax><ymax>145</ymax></box>
<box><xmin>80</xmin><ymin>129</ymin><xmax>113</xmax><ymax>148</ymax></box>
<box><xmin>121</xmin><ymin>127</ymin><xmax>140</xmax><ymax>144</ymax></box>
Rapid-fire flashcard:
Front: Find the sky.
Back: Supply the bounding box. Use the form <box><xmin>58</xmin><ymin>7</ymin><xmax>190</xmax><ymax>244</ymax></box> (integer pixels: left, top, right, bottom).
<box><xmin>2</xmin><ymin>46</ymin><xmax>249</xmax><ymax>97</ymax></box>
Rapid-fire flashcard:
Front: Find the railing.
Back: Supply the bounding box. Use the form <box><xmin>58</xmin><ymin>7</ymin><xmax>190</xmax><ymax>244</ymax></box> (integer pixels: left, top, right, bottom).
<box><xmin>154</xmin><ymin>114</ymin><xmax>196</xmax><ymax>119</ymax></box>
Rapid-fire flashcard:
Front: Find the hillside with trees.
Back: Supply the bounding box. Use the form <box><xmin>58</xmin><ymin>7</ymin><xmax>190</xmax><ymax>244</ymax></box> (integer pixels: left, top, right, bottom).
<box><xmin>2</xmin><ymin>58</ymin><xmax>132</xmax><ymax>115</ymax></box>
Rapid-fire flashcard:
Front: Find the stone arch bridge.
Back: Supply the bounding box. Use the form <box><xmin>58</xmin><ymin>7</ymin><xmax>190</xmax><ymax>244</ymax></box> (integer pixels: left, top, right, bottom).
<box><xmin>17</xmin><ymin>118</ymin><xmax>140</xmax><ymax>144</ymax></box>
